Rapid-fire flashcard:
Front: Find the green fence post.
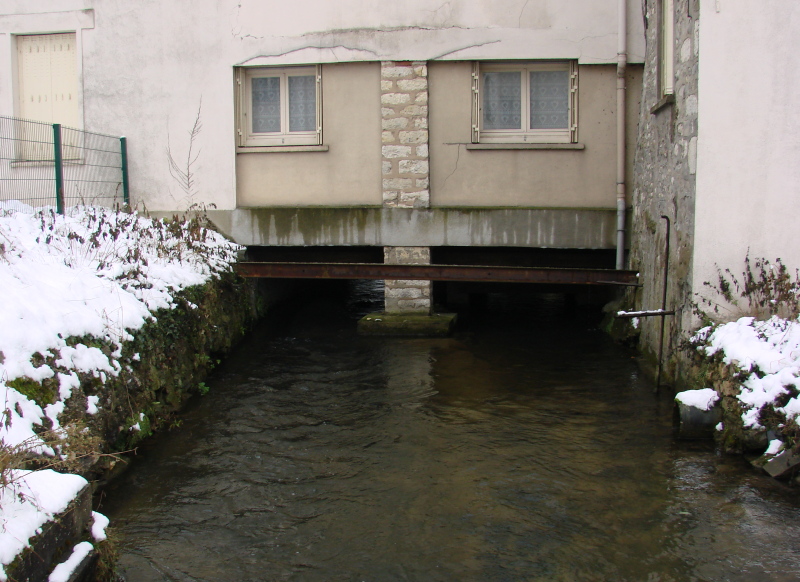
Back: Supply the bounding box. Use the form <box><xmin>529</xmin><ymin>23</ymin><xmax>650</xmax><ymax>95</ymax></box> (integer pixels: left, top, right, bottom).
<box><xmin>120</xmin><ymin>136</ymin><xmax>130</xmax><ymax>206</ymax></box>
<box><xmin>52</xmin><ymin>123</ymin><xmax>64</xmax><ymax>214</ymax></box>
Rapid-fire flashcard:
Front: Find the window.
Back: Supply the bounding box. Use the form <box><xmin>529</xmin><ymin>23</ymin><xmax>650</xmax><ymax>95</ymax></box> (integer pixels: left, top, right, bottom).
<box><xmin>472</xmin><ymin>61</ymin><xmax>577</xmax><ymax>144</ymax></box>
<box><xmin>15</xmin><ymin>33</ymin><xmax>80</xmax><ymax>161</ymax></box>
<box><xmin>236</xmin><ymin>65</ymin><xmax>322</xmax><ymax>147</ymax></box>
<box><xmin>658</xmin><ymin>0</ymin><xmax>675</xmax><ymax>97</ymax></box>
<box><xmin>17</xmin><ymin>33</ymin><xmax>79</xmax><ymax>126</ymax></box>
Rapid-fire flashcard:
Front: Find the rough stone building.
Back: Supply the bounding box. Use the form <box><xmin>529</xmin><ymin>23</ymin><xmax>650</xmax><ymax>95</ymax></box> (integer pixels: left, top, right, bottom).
<box><xmin>630</xmin><ymin>0</ymin><xmax>800</xmax><ymax>384</ymax></box>
<box><xmin>0</xmin><ymin>0</ymin><xmax>645</xmax><ymax>317</ymax></box>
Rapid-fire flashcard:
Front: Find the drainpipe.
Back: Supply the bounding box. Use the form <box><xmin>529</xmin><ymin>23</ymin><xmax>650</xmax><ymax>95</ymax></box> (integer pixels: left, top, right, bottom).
<box><xmin>616</xmin><ymin>0</ymin><xmax>628</xmax><ymax>270</ymax></box>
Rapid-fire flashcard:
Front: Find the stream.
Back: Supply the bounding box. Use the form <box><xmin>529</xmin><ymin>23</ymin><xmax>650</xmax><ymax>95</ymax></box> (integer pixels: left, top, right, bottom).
<box><xmin>101</xmin><ymin>281</ymin><xmax>800</xmax><ymax>581</ymax></box>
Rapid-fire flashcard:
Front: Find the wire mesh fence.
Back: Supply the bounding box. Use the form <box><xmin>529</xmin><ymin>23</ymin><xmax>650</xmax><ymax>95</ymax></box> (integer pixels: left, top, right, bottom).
<box><xmin>0</xmin><ymin>115</ymin><xmax>129</xmax><ymax>213</ymax></box>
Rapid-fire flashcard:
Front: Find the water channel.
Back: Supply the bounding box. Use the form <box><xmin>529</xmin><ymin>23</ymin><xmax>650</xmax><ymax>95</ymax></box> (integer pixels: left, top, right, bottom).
<box><xmin>101</xmin><ymin>281</ymin><xmax>800</xmax><ymax>581</ymax></box>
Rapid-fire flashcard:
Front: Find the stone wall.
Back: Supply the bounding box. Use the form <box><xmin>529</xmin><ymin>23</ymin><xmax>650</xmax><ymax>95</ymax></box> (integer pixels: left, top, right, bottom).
<box><xmin>381</xmin><ymin>61</ymin><xmax>430</xmax><ymax>209</ymax></box>
<box><xmin>384</xmin><ymin>246</ymin><xmax>432</xmax><ymax>315</ymax></box>
<box><xmin>628</xmin><ymin>0</ymin><xmax>699</xmax><ymax>384</ymax></box>
<box><xmin>381</xmin><ymin>61</ymin><xmax>432</xmax><ymax>314</ymax></box>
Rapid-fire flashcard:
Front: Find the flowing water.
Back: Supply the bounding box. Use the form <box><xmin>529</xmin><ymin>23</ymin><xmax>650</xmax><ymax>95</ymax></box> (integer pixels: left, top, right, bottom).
<box><xmin>101</xmin><ymin>281</ymin><xmax>800</xmax><ymax>582</ymax></box>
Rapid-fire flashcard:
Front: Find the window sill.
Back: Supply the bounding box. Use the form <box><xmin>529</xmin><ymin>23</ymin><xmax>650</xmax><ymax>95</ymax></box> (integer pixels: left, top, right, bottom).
<box><xmin>650</xmin><ymin>94</ymin><xmax>675</xmax><ymax>114</ymax></box>
<box><xmin>237</xmin><ymin>145</ymin><xmax>329</xmax><ymax>154</ymax></box>
<box><xmin>465</xmin><ymin>143</ymin><xmax>585</xmax><ymax>151</ymax></box>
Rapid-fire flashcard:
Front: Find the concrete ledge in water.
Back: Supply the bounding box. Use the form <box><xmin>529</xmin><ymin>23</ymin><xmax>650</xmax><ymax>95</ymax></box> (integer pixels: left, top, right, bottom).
<box><xmin>358</xmin><ymin>312</ymin><xmax>457</xmax><ymax>337</ymax></box>
<box><xmin>5</xmin><ymin>484</ymin><xmax>96</xmax><ymax>581</ymax></box>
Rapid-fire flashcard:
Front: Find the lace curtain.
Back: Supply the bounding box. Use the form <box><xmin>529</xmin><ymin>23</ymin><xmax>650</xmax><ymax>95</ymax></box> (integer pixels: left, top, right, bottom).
<box><xmin>288</xmin><ymin>75</ymin><xmax>316</xmax><ymax>132</ymax></box>
<box><xmin>482</xmin><ymin>71</ymin><xmax>521</xmax><ymax>130</ymax></box>
<box><xmin>529</xmin><ymin>70</ymin><xmax>569</xmax><ymax>130</ymax></box>
<box><xmin>252</xmin><ymin>75</ymin><xmax>315</xmax><ymax>133</ymax></box>
<box><xmin>252</xmin><ymin>77</ymin><xmax>280</xmax><ymax>133</ymax></box>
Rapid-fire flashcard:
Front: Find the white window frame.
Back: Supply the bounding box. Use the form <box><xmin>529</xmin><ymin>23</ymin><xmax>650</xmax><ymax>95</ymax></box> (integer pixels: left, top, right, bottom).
<box><xmin>236</xmin><ymin>65</ymin><xmax>322</xmax><ymax>147</ymax></box>
<box><xmin>659</xmin><ymin>0</ymin><xmax>675</xmax><ymax>97</ymax></box>
<box><xmin>472</xmin><ymin>61</ymin><xmax>578</xmax><ymax>144</ymax></box>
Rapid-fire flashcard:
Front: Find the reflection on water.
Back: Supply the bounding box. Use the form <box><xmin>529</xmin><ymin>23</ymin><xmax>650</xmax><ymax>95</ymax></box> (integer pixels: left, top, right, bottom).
<box><xmin>101</xmin><ymin>281</ymin><xmax>800</xmax><ymax>582</ymax></box>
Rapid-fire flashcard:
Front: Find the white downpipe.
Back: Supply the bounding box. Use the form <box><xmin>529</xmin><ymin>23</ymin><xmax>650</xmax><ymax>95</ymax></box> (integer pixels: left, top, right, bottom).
<box><xmin>616</xmin><ymin>0</ymin><xmax>628</xmax><ymax>270</ymax></box>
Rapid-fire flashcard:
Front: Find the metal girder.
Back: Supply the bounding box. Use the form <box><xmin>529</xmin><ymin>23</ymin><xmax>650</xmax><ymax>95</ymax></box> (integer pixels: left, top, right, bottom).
<box><xmin>234</xmin><ymin>262</ymin><xmax>640</xmax><ymax>286</ymax></box>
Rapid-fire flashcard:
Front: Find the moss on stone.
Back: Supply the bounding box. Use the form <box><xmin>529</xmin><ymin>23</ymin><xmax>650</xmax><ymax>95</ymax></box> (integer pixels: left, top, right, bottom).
<box><xmin>357</xmin><ymin>312</ymin><xmax>457</xmax><ymax>337</ymax></box>
<box><xmin>7</xmin><ymin>376</ymin><xmax>57</xmax><ymax>408</ymax></box>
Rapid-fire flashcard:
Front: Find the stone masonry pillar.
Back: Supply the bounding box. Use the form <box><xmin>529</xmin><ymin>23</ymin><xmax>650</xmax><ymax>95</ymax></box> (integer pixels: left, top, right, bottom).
<box><xmin>380</xmin><ymin>61</ymin><xmax>432</xmax><ymax>315</ymax></box>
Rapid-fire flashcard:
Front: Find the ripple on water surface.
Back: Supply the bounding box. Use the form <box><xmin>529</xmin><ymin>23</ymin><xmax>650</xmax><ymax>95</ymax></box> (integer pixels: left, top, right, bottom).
<box><xmin>102</xmin><ymin>284</ymin><xmax>800</xmax><ymax>581</ymax></box>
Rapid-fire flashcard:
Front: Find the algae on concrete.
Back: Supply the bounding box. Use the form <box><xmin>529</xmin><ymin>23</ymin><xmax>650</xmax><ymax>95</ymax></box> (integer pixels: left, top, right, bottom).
<box><xmin>358</xmin><ymin>312</ymin><xmax>457</xmax><ymax>337</ymax></box>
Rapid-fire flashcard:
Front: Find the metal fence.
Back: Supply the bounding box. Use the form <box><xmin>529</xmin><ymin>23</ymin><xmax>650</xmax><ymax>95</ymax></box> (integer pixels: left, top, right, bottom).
<box><xmin>0</xmin><ymin>115</ymin><xmax>129</xmax><ymax>213</ymax></box>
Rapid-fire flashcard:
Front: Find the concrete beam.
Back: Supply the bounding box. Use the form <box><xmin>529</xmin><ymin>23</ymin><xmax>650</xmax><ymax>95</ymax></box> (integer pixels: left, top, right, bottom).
<box><xmin>202</xmin><ymin>207</ymin><xmax>623</xmax><ymax>249</ymax></box>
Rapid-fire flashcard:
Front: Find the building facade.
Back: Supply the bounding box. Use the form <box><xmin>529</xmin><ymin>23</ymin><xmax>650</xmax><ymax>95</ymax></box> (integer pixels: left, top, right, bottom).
<box><xmin>631</xmin><ymin>0</ymin><xmax>800</xmax><ymax>384</ymax></box>
<box><xmin>0</xmin><ymin>0</ymin><xmax>645</xmax><ymax>313</ymax></box>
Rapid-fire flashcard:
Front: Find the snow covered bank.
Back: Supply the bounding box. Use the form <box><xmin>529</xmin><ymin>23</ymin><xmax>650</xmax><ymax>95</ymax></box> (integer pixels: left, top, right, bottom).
<box><xmin>689</xmin><ymin>315</ymin><xmax>800</xmax><ymax>471</ymax></box>
<box><xmin>0</xmin><ymin>204</ymin><xmax>241</xmax><ymax>452</ymax></box>
<box><xmin>0</xmin><ymin>204</ymin><xmax>263</xmax><ymax>579</ymax></box>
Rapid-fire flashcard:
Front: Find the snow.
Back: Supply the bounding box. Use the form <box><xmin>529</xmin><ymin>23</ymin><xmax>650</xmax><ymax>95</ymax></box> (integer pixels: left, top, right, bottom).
<box><xmin>0</xmin><ymin>206</ymin><xmax>239</xmax><ymax>450</ymax></box>
<box><xmin>0</xmin><ymin>470</ymin><xmax>88</xmax><ymax>580</ymax></box>
<box><xmin>86</xmin><ymin>395</ymin><xmax>100</xmax><ymax>414</ymax></box>
<box><xmin>0</xmin><ymin>205</ymin><xmax>241</xmax><ymax>575</ymax></box>
<box><xmin>675</xmin><ymin>388</ymin><xmax>719</xmax><ymax>411</ymax></box>
<box><xmin>91</xmin><ymin>511</ymin><xmax>110</xmax><ymax>542</ymax></box>
<box><xmin>764</xmin><ymin>439</ymin><xmax>784</xmax><ymax>456</ymax></box>
<box><xmin>48</xmin><ymin>541</ymin><xmax>93</xmax><ymax>582</ymax></box>
<box><xmin>693</xmin><ymin>315</ymin><xmax>800</xmax><ymax>430</ymax></box>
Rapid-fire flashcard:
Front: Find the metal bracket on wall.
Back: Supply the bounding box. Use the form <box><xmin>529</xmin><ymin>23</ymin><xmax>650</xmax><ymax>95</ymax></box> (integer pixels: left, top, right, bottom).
<box><xmin>615</xmin><ymin>215</ymin><xmax>673</xmax><ymax>392</ymax></box>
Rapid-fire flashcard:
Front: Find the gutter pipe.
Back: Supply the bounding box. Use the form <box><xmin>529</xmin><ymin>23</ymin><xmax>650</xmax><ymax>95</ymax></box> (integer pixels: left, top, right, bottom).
<box><xmin>616</xmin><ymin>0</ymin><xmax>628</xmax><ymax>270</ymax></box>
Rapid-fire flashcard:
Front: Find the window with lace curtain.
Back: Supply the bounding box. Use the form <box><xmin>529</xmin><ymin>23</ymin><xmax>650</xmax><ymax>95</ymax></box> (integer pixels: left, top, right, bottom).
<box><xmin>471</xmin><ymin>61</ymin><xmax>578</xmax><ymax>144</ymax></box>
<box><xmin>236</xmin><ymin>65</ymin><xmax>321</xmax><ymax>147</ymax></box>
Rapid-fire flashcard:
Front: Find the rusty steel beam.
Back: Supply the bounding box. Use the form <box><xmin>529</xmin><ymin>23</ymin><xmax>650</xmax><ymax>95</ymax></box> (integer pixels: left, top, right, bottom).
<box><xmin>234</xmin><ymin>262</ymin><xmax>639</xmax><ymax>286</ymax></box>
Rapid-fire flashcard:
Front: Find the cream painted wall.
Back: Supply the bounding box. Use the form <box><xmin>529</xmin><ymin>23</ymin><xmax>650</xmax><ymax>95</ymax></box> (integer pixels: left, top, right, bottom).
<box><xmin>237</xmin><ymin>62</ymin><xmax>381</xmax><ymax>207</ymax></box>
<box><xmin>429</xmin><ymin>63</ymin><xmax>642</xmax><ymax>208</ymax></box>
<box><xmin>692</xmin><ymin>1</ymin><xmax>800</xmax><ymax>303</ymax></box>
<box><xmin>0</xmin><ymin>0</ymin><xmax>644</xmax><ymax>211</ymax></box>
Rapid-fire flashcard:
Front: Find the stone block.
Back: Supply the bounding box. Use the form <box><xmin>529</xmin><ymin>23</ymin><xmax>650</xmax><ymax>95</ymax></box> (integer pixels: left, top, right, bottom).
<box><xmin>358</xmin><ymin>312</ymin><xmax>457</xmax><ymax>337</ymax></box>
<box><xmin>382</xmin><ymin>131</ymin><xmax>395</xmax><ymax>143</ymax></box>
<box><xmin>381</xmin><ymin>93</ymin><xmax>411</xmax><ymax>105</ymax></box>
<box><xmin>400</xmin><ymin>105</ymin><xmax>427</xmax><ymax>117</ymax></box>
<box><xmin>686</xmin><ymin>94</ymin><xmax>698</xmax><ymax>115</ymax></box>
<box><xmin>382</xmin><ymin>145</ymin><xmax>412</xmax><ymax>158</ymax></box>
<box><xmin>381</xmin><ymin>107</ymin><xmax>396</xmax><ymax>117</ymax></box>
<box><xmin>382</xmin><ymin>190</ymin><xmax>399</xmax><ymax>205</ymax></box>
<box><xmin>399</xmin><ymin>190</ymin><xmax>430</xmax><ymax>208</ymax></box>
<box><xmin>5</xmin><ymin>483</ymin><xmax>94</xmax><ymax>582</ymax></box>
<box><xmin>416</xmin><ymin>177</ymin><xmax>430</xmax><ymax>188</ymax></box>
<box><xmin>399</xmin><ymin>130</ymin><xmax>428</xmax><ymax>144</ymax></box>
<box><xmin>380</xmin><ymin>79</ymin><xmax>393</xmax><ymax>91</ymax></box>
<box><xmin>675</xmin><ymin>398</ymin><xmax>722</xmax><ymax>440</ymax></box>
<box><xmin>382</xmin><ymin>161</ymin><xmax>393</xmax><ymax>175</ymax></box>
<box><xmin>383</xmin><ymin>178</ymin><xmax>413</xmax><ymax>190</ymax></box>
<box><xmin>680</xmin><ymin>38</ymin><xmax>692</xmax><ymax>63</ymax></box>
<box><xmin>384</xmin><ymin>246</ymin><xmax>430</xmax><ymax>264</ymax></box>
<box><xmin>386</xmin><ymin>286</ymin><xmax>423</xmax><ymax>299</ymax></box>
<box><xmin>760</xmin><ymin>448</ymin><xmax>800</xmax><ymax>479</ymax></box>
<box><xmin>398</xmin><ymin>298</ymin><xmax>432</xmax><ymax>312</ymax></box>
<box><xmin>382</xmin><ymin>117</ymin><xmax>409</xmax><ymax>130</ymax></box>
<box><xmin>399</xmin><ymin>159</ymin><xmax>429</xmax><ymax>174</ymax></box>
<box><xmin>397</xmin><ymin>78</ymin><xmax>428</xmax><ymax>91</ymax></box>
<box><xmin>416</xmin><ymin>144</ymin><xmax>428</xmax><ymax>158</ymax></box>
<box><xmin>386</xmin><ymin>280</ymin><xmax>431</xmax><ymax>291</ymax></box>
<box><xmin>415</xmin><ymin>91</ymin><xmax>428</xmax><ymax>104</ymax></box>
<box><xmin>413</xmin><ymin>65</ymin><xmax>428</xmax><ymax>77</ymax></box>
<box><xmin>381</xmin><ymin>66</ymin><xmax>414</xmax><ymax>78</ymax></box>
<box><xmin>414</xmin><ymin>117</ymin><xmax>428</xmax><ymax>129</ymax></box>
